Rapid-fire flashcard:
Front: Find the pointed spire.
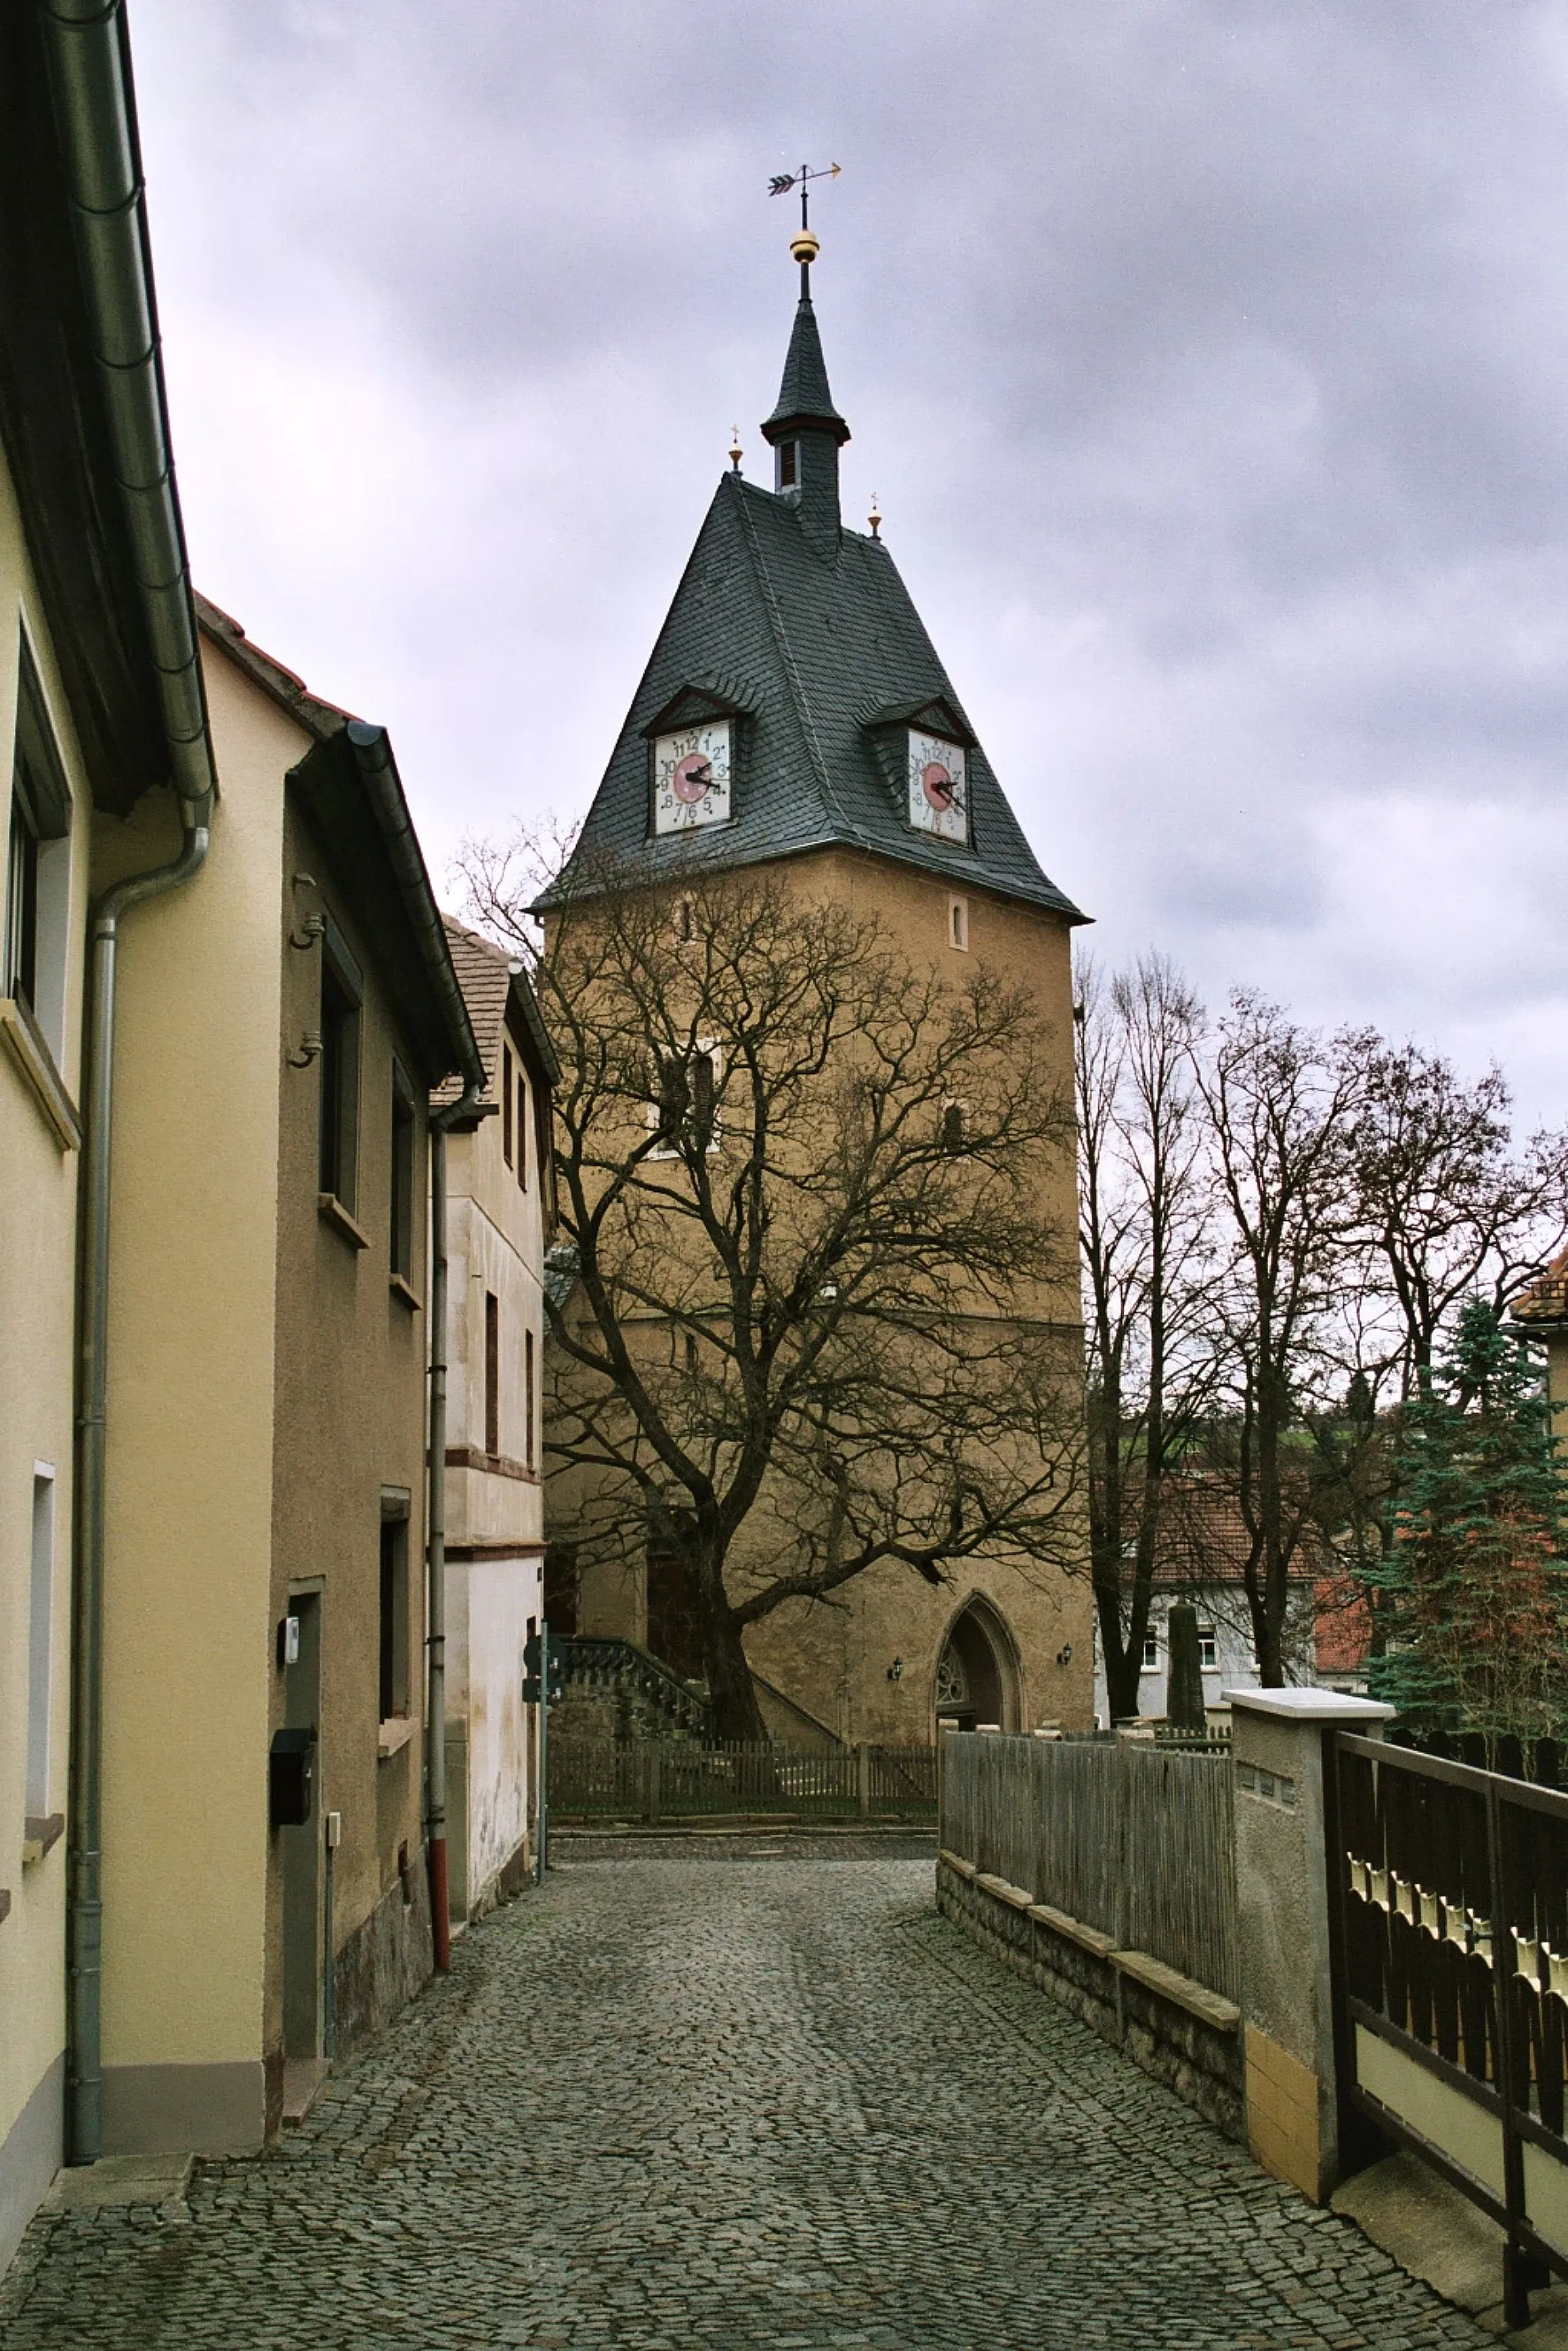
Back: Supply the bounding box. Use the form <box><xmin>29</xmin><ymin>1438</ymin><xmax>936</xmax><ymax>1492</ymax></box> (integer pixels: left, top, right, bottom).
<box><xmin>763</xmin><ymin>244</ymin><xmax>849</xmax><ymax>447</ymax></box>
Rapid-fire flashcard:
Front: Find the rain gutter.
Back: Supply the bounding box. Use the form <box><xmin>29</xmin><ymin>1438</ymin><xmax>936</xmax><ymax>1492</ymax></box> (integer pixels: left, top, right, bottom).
<box><xmin>39</xmin><ymin>0</ymin><xmax>219</xmax><ymax>2163</ymax></box>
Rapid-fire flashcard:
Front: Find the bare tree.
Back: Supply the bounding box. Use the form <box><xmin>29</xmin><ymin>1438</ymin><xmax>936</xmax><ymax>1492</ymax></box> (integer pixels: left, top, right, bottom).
<box><xmin>1345</xmin><ymin>1038</ymin><xmax>1568</xmax><ymax>1398</ymax></box>
<box><xmin>1193</xmin><ymin>994</ymin><xmax>1364</xmax><ymax>1685</ymax></box>
<box><xmin>1076</xmin><ymin>954</ymin><xmax>1218</xmax><ymax>1722</ymax></box>
<box><xmin>476</xmin><ymin>852</ymin><xmax>1083</xmax><ymax>1741</ymax></box>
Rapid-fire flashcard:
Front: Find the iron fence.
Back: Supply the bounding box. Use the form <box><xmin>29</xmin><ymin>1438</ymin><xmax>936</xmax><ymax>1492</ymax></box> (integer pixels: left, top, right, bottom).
<box><xmin>1333</xmin><ymin>1731</ymin><xmax>1568</xmax><ymax>2323</ymax></box>
<box><xmin>550</xmin><ymin>1739</ymin><xmax>937</xmax><ymax>1822</ymax></box>
<box><xmin>940</xmin><ymin>1730</ymin><xmax>1239</xmax><ymax>2001</ymax></box>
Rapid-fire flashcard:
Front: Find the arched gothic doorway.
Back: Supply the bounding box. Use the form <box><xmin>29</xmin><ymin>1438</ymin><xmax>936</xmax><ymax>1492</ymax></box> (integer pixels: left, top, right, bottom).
<box><xmin>934</xmin><ymin>1598</ymin><xmax>1019</xmax><ymax>1732</ymax></box>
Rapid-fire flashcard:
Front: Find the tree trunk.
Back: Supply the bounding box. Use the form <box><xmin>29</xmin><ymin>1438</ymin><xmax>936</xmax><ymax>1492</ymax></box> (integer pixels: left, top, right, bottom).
<box><xmin>1166</xmin><ymin>1601</ymin><xmax>1206</xmax><ymax>1731</ymax></box>
<box><xmin>703</xmin><ymin>1608</ymin><xmax>768</xmax><ymax>1743</ymax></box>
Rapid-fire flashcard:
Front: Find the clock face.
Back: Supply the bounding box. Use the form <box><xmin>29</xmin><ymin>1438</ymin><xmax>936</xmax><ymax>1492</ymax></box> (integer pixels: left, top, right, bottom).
<box><xmin>653</xmin><ymin>719</ymin><xmax>733</xmax><ymax>841</ymax></box>
<box><xmin>907</xmin><ymin>730</ymin><xmax>968</xmax><ymax>843</ymax></box>
<box><xmin>654</xmin><ymin>721</ymin><xmax>732</xmax><ymax>834</ymax></box>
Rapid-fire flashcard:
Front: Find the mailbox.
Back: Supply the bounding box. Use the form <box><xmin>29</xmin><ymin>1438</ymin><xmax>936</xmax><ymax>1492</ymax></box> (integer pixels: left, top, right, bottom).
<box><xmin>269</xmin><ymin>1726</ymin><xmax>315</xmax><ymax>1828</ymax></box>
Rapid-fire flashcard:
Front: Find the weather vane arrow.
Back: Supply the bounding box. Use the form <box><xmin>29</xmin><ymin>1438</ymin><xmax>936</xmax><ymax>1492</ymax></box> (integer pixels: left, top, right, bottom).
<box><xmin>767</xmin><ymin>161</ymin><xmax>841</xmax><ymax>232</ymax></box>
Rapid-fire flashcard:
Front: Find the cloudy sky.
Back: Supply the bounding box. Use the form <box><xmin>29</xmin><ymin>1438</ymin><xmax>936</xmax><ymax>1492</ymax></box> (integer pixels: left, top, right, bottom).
<box><xmin>130</xmin><ymin>1</ymin><xmax>1568</xmax><ymax>1126</ymax></box>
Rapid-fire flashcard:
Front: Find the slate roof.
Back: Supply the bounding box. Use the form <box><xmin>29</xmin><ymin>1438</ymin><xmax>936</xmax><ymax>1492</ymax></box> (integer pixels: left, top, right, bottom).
<box><xmin>765</xmin><ymin>288</ymin><xmax>847</xmax><ymax>440</ymax></box>
<box><xmin>538</xmin><ymin>301</ymin><xmax>1085</xmax><ymax>924</ymax></box>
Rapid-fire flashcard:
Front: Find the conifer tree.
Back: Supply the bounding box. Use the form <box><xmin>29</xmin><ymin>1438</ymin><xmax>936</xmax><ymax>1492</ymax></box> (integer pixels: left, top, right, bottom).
<box><xmin>1367</xmin><ymin>1297</ymin><xmax>1568</xmax><ymax>1748</ymax></box>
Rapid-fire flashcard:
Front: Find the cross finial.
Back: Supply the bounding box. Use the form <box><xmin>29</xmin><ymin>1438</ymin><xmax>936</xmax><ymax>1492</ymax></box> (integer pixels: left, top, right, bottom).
<box><xmin>868</xmin><ymin>493</ymin><xmax>882</xmax><ymax>540</ymax></box>
<box><xmin>729</xmin><ymin>425</ymin><xmax>743</xmax><ymax>473</ymax></box>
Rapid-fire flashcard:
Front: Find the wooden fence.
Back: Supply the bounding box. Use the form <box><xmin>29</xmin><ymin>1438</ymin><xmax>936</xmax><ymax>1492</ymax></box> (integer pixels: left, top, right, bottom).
<box><xmin>550</xmin><ymin>1740</ymin><xmax>937</xmax><ymax>1823</ymax></box>
<box><xmin>941</xmin><ymin>1731</ymin><xmax>1239</xmax><ymax>2001</ymax></box>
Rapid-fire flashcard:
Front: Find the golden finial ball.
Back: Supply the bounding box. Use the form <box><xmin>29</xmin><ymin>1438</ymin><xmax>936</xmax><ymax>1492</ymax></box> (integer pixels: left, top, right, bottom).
<box><xmin>790</xmin><ymin>229</ymin><xmax>820</xmax><ymax>266</ymax></box>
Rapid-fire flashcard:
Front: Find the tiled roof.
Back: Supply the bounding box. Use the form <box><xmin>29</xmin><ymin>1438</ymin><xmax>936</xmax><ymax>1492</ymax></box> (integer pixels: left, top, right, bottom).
<box><xmin>434</xmin><ymin>917</ymin><xmax>560</xmax><ymax>1112</ymax></box>
<box><xmin>1511</xmin><ymin>1249</ymin><xmax>1568</xmax><ymax>1326</ymax></box>
<box><xmin>536</xmin><ymin>467</ymin><xmax>1085</xmax><ymax>922</ymax></box>
<box><xmin>435</xmin><ymin>917</ymin><xmax>513</xmax><ymax>1106</ymax></box>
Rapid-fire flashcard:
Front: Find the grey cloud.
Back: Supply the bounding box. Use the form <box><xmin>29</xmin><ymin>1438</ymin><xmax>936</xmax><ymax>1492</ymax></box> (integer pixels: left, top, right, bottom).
<box><xmin>128</xmin><ymin>0</ymin><xmax>1568</xmax><ymax>1125</ymax></box>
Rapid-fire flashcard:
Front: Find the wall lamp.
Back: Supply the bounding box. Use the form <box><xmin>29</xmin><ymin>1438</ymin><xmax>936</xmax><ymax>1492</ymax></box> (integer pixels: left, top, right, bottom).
<box><xmin>887</xmin><ymin>1656</ymin><xmax>903</xmax><ymax>1682</ymax></box>
<box><xmin>1056</xmin><ymin>1642</ymin><xmax>1073</xmax><ymax>1667</ymax></box>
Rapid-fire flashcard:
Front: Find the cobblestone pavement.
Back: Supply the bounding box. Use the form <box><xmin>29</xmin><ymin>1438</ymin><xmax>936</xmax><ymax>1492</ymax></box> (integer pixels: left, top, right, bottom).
<box><xmin>0</xmin><ymin>1856</ymin><xmax>1497</xmax><ymax>2350</ymax></box>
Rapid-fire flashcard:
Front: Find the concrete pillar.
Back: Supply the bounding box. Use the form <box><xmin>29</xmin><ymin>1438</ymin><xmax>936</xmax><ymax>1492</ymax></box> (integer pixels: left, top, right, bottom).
<box><xmin>1226</xmin><ymin>1687</ymin><xmax>1394</xmax><ymax>2202</ymax></box>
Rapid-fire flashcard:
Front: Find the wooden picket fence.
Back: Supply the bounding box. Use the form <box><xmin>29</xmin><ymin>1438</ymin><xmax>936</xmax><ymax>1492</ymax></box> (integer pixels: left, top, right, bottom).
<box><xmin>941</xmin><ymin>1730</ymin><xmax>1239</xmax><ymax>2001</ymax></box>
<box><xmin>550</xmin><ymin>1739</ymin><xmax>937</xmax><ymax>1823</ymax></box>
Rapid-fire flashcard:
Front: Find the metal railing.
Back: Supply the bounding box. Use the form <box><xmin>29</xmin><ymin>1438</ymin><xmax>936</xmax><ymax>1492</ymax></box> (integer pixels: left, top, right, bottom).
<box><xmin>940</xmin><ymin>1730</ymin><xmax>1239</xmax><ymax>2001</ymax></box>
<box><xmin>1333</xmin><ymin>1731</ymin><xmax>1568</xmax><ymax>2324</ymax></box>
<box><xmin>550</xmin><ymin>1739</ymin><xmax>937</xmax><ymax>1822</ymax></box>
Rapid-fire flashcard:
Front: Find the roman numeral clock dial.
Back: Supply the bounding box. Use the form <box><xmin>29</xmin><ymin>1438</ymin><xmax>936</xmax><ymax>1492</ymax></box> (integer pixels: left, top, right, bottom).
<box><xmin>907</xmin><ymin>729</ymin><xmax>968</xmax><ymax>844</ymax></box>
<box><xmin>653</xmin><ymin>721</ymin><xmax>732</xmax><ymax>834</ymax></box>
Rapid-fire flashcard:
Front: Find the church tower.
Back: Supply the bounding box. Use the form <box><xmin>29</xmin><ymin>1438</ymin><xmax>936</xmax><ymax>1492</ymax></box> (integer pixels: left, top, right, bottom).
<box><xmin>541</xmin><ymin>219</ymin><xmax>1094</xmax><ymax>1743</ymax></box>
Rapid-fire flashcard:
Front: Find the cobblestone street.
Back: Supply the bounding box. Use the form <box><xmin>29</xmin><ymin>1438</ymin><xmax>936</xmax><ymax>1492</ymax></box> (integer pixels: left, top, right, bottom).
<box><xmin>0</xmin><ymin>1855</ymin><xmax>1495</xmax><ymax>2351</ymax></box>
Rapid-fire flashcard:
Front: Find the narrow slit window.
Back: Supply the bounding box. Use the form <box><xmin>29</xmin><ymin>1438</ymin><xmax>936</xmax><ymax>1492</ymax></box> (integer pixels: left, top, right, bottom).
<box><xmin>525</xmin><ymin>1328</ymin><xmax>536</xmax><ymax>1471</ymax></box>
<box><xmin>949</xmin><ymin>895</ymin><xmax>968</xmax><ymax>951</ymax></box>
<box><xmin>379</xmin><ymin>1516</ymin><xmax>409</xmax><ymax>1721</ymax></box>
<box><xmin>389</xmin><ymin>1064</ymin><xmax>415</xmax><ymax>1279</ymax></box>
<box><xmin>485</xmin><ymin>1291</ymin><xmax>500</xmax><ymax>1457</ymax></box>
<box><xmin>516</xmin><ymin>1066</ymin><xmax>528</xmax><ymax>1191</ymax></box>
<box><xmin>941</xmin><ymin>1101</ymin><xmax>965</xmax><ymax>1156</ymax></box>
<box><xmin>503</xmin><ymin>1044</ymin><xmax>514</xmax><ymax>1168</ymax></box>
<box><xmin>318</xmin><ymin>920</ymin><xmax>363</xmax><ymax>1210</ymax></box>
<box><xmin>27</xmin><ymin>1471</ymin><xmax>55</xmax><ymax>1817</ymax></box>
<box><xmin>778</xmin><ymin>440</ymin><xmax>797</xmax><ymax>489</ymax></box>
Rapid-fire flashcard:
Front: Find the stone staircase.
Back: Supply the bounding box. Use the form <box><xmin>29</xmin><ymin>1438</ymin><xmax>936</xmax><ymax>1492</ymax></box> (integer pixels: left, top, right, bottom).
<box><xmin>552</xmin><ymin>1635</ymin><xmax>714</xmax><ymax>1743</ymax></box>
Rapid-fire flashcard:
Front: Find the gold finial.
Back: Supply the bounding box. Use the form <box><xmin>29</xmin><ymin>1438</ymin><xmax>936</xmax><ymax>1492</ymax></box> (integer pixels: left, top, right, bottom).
<box><xmin>769</xmin><ymin>161</ymin><xmax>840</xmax><ymax>265</ymax></box>
<box><xmin>729</xmin><ymin>426</ymin><xmax>743</xmax><ymax>473</ymax></box>
<box><xmin>868</xmin><ymin>494</ymin><xmax>882</xmax><ymax>540</ymax></box>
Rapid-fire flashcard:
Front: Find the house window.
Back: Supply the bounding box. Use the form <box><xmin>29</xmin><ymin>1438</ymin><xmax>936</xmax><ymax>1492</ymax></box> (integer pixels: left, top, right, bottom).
<box><xmin>503</xmin><ymin>1044</ymin><xmax>514</xmax><ymax>1167</ymax></box>
<box><xmin>525</xmin><ymin>1327</ymin><xmax>536</xmax><ymax>1471</ymax></box>
<box><xmin>949</xmin><ymin>895</ymin><xmax>968</xmax><ymax>952</ymax></box>
<box><xmin>649</xmin><ymin>1043</ymin><xmax>721</xmax><ymax>1157</ymax></box>
<box><xmin>516</xmin><ymin>1063</ymin><xmax>528</xmax><ymax>1191</ymax></box>
<box><xmin>389</xmin><ymin>1064</ymin><xmax>415</xmax><ymax>1279</ymax></box>
<box><xmin>378</xmin><ymin>1510</ymin><xmax>409</xmax><ymax>1721</ymax></box>
<box><xmin>319</xmin><ymin>918</ymin><xmax>362</xmax><ymax>1209</ymax></box>
<box><xmin>778</xmin><ymin>440</ymin><xmax>798</xmax><ymax>490</ymax></box>
<box><xmin>543</xmin><ymin>1542</ymin><xmax>579</xmax><ymax>1638</ymax></box>
<box><xmin>6</xmin><ymin>641</ymin><xmax>72</xmax><ymax>1058</ymax></box>
<box><xmin>485</xmin><ymin>1290</ymin><xmax>500</xmax><ymax>1457</ymax></box>
<box><xmin>1198</xmin><ymin>1627</ymin><xmax>1218</xmax><ymax>1672</ymax></box>
<box><xmin>1141</xmin><ymin>1632</ymin><xmax>1159</xmax><ymax>1671</ymax></box>
<box><xmin>27</xmin><ymin>1470</ymin><xmax>56</xmax><ymax>1817</ymax></box>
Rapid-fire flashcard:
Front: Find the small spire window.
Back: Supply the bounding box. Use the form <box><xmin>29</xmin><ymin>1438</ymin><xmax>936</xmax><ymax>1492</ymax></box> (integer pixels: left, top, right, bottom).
<box><xmin>777</xmin><ymin>440</ymin><xmax>798</xmax><ymax>491</ymax></box>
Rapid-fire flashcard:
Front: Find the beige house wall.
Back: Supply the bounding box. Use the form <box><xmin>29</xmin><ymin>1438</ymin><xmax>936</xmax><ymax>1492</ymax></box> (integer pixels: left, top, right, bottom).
<box><xmin>548</xmin><ymin>844</ymin><xmax>1094</xmax><ymax>1737</ymax></box>
<box><xmin>88</xmin><ymin>649</ymin><xmax>288</xmax><ymax>2153</ymax></box>
<box><xmin>266</xmin><ymin>773</ymin><xmax>431</xmax><ymax>2050</ymax></box>
<box><xmin>0</xmin><ymin>454</ymin><xmax>94</xmax><ymax>2265</ymax></box>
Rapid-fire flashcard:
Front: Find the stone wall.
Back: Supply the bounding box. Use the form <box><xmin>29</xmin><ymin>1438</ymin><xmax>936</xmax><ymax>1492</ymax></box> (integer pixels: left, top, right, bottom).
<box><xmin>334</xmin><ymin>1852</ymin><xmax>434</xmax><ymax>2061</ymax></box>
<box><xmin>935</xmin><ymin>1853</ymin><xmax>1243</xmax><ymax>2143</ymax></box>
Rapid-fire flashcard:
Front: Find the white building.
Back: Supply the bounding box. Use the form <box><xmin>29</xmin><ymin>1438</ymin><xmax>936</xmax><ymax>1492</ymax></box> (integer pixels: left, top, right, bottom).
<box><xmin>438</xmin><ymin>921</ymin><xmax>557</xmax><ymax>1917</ymax></box>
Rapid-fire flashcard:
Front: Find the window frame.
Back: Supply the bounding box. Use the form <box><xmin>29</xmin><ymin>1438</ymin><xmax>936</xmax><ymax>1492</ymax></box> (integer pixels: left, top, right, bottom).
<box><xmin>948</xmin><ymin>895</ymin><xmax>969</xmax><ymax>952</ymax></box>
<box><xmin>6</xmin><ymin>639</ymin><xmax>72</xmax><ymax>1058</ymax></box>
<box><xmin>649</xmin><ymin>1038</ymin><xmax>723</xmax><ymax>1161</ymax></box>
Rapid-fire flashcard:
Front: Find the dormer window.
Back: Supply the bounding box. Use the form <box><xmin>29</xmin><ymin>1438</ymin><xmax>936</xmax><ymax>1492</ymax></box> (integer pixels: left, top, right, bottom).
<box><xmin>777</xmin><ymin>440</ymin><xmax>798</xmax><ymax>491</ymax></box>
